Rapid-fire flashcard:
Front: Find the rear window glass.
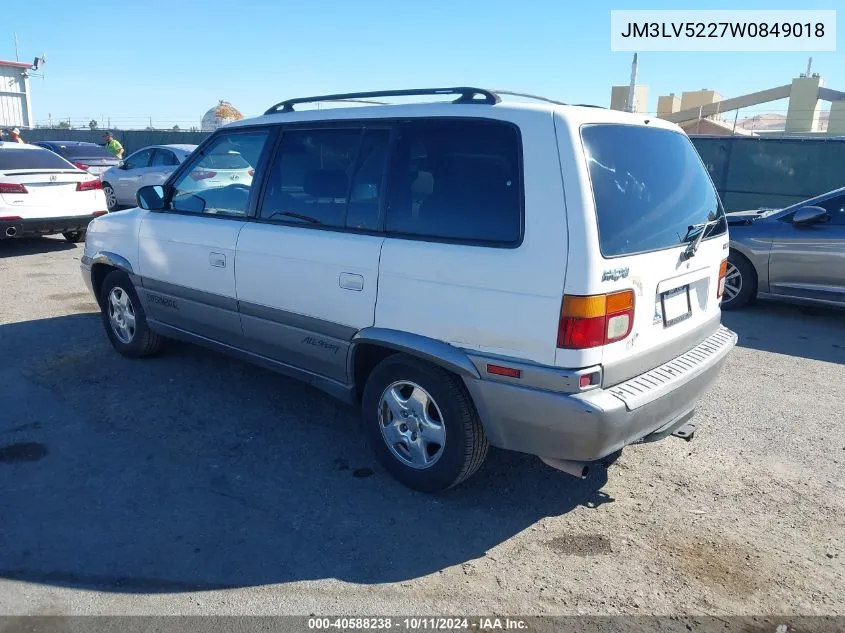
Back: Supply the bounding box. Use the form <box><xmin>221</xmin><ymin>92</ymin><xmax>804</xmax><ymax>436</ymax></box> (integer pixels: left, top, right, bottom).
<box><xmin>0</xmin><ymin>147</ymin><xmax>75</xmax><ymax>170</ymax></box>
<box><xmin>582</xmin><ymin>124</ymin><xmax>725</xmax><ymax>257</ymax></box>
<box><xmin>198</xmin><ymin>151</ymin><xmax>251</xmax><ymax>170</ymax></box>
<box><xmin>57</xmin><ymin>144</ymin><xmax>115</xmax><ymax>159</ymax></box>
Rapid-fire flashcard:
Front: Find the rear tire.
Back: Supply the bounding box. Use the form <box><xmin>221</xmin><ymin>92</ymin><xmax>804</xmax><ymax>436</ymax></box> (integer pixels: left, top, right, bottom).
<box><xmin>62</xmin><ymin>230</ymin><xmax>85</xmax><ymax>243</ymax></box>
<box><xmin>721</xmin><ymin>251</ymin><xmax>757</xmax><ymax>310</ymax></box>
<box><xmin>361</xmin><ymin>354</ymin><xmax>489</xmax><ymax>493</ymax></box>
<box><xmin>99</xmin><ymin>269</ymin><xmax>162</xmax><ymax>358</ymax></box>
<box><xmin>103</xmin><ymin>183</ymin><xmax>118</xmax><ymax>212</ymax></box>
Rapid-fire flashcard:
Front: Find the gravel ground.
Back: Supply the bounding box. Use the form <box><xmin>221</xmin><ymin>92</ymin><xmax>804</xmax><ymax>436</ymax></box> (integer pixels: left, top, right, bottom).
<box><xmin>0</xmin><ymin>236</ymin><xmax>843</xmax><ymax>616</ymax></box>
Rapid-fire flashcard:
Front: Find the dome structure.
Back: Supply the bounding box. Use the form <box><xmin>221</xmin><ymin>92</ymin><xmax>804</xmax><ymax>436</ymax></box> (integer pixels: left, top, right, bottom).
<box><xmin>201</xmin><ymin>100</ymin><xmax>244</xmax><ymax>132</ymax></box>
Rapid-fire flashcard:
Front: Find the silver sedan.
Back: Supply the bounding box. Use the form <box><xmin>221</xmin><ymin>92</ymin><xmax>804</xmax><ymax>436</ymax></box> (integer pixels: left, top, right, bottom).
<box><xmin>724</xmin><ymin>186</ymin><xmax>845</xmax><ymax>310</ymax></box>
<box><xmin>101</xmin><ymin>144</ymin><xmax>197</xmax><ymax>211</ymax></box>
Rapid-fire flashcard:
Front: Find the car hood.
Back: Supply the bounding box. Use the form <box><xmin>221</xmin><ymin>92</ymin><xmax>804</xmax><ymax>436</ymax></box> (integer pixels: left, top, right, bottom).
<box><xmin>726</xmin><ymin>208</ymin><xmax>771</xmax><ymax>226</ymax></box>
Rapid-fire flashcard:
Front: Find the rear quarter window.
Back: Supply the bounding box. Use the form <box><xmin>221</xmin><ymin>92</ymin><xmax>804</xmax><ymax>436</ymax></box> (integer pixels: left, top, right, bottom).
<box><xmin>582</xmin><ymin>124</ymin><xmax>725</xmax><ymax>258</ymax></box>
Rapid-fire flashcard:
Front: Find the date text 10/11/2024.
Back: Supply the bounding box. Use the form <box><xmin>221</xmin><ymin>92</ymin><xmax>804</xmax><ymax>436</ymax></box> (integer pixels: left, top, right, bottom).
<box><xmin>308</xmin><ymin>617</ymin><xmax>529</xmax><ymax>630</ymax></box>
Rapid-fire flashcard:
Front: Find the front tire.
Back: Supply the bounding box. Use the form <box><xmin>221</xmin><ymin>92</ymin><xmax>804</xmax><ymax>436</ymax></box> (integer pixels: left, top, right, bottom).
<box><xmin>99</xmin><ymin>270</ymin><xmax>162</xmax><ymax>358</ymax></box>
<box><xmin>721</xmin><ymin>251</ymin><xmax>757</xmax><ymax>310</ymax></box>
<box><xmin>103</xmin><ymin>183</ymin><xmax>118</xmax><ymax>212</ymax></box>
<box><xmin>361</xmin><ymin>354</ymin><xmax>489</xmax><ymax>492</ymax></box>
<box><xmin>62</xmin><ymin>230</ymin><xmax>85</xmax><ymax>243</ymax></box>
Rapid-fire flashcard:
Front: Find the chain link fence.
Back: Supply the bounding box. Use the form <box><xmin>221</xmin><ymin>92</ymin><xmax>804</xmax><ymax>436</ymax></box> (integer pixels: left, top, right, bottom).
<box><xmin>16</xmin><ymin>128</ymin><xmax>211</xmax><ymax>155</ymax></box>
<box><xmin>690</xmin><ymin>135</ymin><xmax>845</xmax><ymax>211</ymax></box>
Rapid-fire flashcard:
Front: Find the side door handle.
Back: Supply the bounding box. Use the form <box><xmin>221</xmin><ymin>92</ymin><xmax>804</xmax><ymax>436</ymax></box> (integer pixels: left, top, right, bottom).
<box><xmin>339</xmin><ymin>272</ymin><xmax>364</xmax><ymax>291</ymax></box>
<box><xmin>209</xmin><ymin>252</ymin><xmax>226</xmax><ymax>268</ymax></box>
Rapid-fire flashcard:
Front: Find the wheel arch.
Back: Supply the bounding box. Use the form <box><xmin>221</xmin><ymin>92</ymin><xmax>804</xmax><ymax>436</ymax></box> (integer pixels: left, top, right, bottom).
<box><xmin>348</xmin><ymin>328</ymin><xmax>480</xmax><ymax>402</ymax></box>
<box><xmin>89</xmin><ymin>251</ymin><xmax>134</xmax><ymax>308</ymax></box>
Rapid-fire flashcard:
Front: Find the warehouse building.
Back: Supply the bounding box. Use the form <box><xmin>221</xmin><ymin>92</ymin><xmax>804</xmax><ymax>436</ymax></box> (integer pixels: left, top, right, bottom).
<box><xmin>0</xmin><ymin>59</ymin><xmax>33</xmax><ymax>129</ymax></box>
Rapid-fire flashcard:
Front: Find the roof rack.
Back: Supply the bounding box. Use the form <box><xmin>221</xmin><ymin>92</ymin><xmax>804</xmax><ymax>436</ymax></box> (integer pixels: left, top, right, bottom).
<box><xmin>491</xmin><ymin>90</ymin><xmax>568</xmax><ymax>107</ymax></box>
<box><xmin>264</xmin><ymin>87</ymin><xmax>500</xmax><ymax>115</ymax></box>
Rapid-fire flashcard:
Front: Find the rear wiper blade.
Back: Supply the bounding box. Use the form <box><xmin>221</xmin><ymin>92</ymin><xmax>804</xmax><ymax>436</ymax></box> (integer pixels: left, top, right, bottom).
<box><xmin>681</xmin><ymin>217</ymin><xmax>721</xmax><ymax>261</ymax></box>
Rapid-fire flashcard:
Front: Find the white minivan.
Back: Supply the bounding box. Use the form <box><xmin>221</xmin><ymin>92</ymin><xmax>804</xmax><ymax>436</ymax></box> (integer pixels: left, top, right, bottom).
<box><xmin>81</xmin><ymin>87</ymin><xmax>736</xmax><ymax>492</ymax></box>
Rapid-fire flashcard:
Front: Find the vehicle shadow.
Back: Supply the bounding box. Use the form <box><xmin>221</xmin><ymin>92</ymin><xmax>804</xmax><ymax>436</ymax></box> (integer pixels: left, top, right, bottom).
<box><xmin>0</xmin><ymin>314</ymin><xmax>613</xmax><ymax>593</ymax></box>
<box><xmin>721</xmin><ymin>300</ymin><xmax>845</xmax><ymax>365</ymax></box>
<box><xmin>0</xmin><ymin>236</ymin><xmax>77</xmax><ymax>258</ymax></box>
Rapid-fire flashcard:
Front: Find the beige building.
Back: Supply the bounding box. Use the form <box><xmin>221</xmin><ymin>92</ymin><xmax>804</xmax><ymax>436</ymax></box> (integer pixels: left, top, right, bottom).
<box><xmin>610</xmin><ymin>85</ymin><xmax>648</xmax><ymax>113</ymax></box>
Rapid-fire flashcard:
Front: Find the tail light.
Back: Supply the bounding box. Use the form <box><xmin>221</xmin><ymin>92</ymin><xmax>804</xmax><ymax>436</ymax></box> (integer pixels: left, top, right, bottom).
<box><xmin>248</xmin><ymin>169</ymin><xmax>255</xmax><ymax>177</ymax></box>
<box><xmin>557</xmin><ymin>290</ymin><xmax>635</xmax><ymax>349</ymax></box>
<box><xmin>717</xmin><ymin>259</ymin><xmax>728</xmax><ymax>299</ymax></box>
<box><xmin>0</xmin><ymin>215</ymin><xmax>22</xmax><ymax>220</ymax></box>
<box><xmin>93</xmin><ymin>211</ymin><xmax>108</xmax><ymax>217</ymax></box>
<box><xmin>77</xmin><ymin>179</ymin><xmax>103</xmax><ymax>191</ymax></box>
<box><xmin>190</xmin><ymin>170</ymin><xmax>217</xmax><ymax>181</ymax></box>
<box><xmin>0</xmin><ymin>183</ymin><xmax>27</xmax><ymax>194</ymax></box>
<box><xmin>73</xmin><ymin>162</ymin><xmax>89</xmax><ymax>171</ymax></box>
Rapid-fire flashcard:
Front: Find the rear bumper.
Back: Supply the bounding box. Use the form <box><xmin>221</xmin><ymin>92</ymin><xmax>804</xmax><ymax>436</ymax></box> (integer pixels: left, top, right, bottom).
<box><xmin>463</xmin><ymin>326</ymin><xmax>737</xmax><ymax>462</ymax></box>
<box><xmin>0</xmin><ymin>214</ymin><xmax>101</xmax><ymax>239</ymax></box>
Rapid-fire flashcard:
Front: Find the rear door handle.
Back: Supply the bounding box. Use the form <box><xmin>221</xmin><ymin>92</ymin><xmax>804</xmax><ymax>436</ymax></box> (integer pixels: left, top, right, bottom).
<box><xmin>339</xmin><ymin>272</ymin><xmax>364</xmax><ymax>291</ymax></box>
<box><xmin>209</xmin><ymin>252</ymin><xmax>226</xmax><ymax>268</ymax></box>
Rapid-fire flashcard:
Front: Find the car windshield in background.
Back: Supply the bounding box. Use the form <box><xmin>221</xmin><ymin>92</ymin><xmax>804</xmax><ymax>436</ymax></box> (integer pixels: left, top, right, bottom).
<box><xmin>57</xmin><ymin>144</ymin><xmax>116</xmax><ymax>160</ymax></box>
<box><xmin>582</xmin><ymin>124</ymin><xmax>726</xmax><ymax>258</ymax></box>
<box><xmin>0</xmin><ymin>148</ymin><xmax>76</xmax><ymax>171</ymax></box>
<box><xmin>199</xmin><ymin>151</ymin><xmax>251</xmax><ymax>170</ymax></box>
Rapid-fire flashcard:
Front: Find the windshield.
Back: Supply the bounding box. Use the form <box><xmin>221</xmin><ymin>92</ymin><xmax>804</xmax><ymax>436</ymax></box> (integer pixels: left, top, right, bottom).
<box><xmin>0</xmin><ymin>147</ymin><xmax>76</xmax><ymax>170</ymax></box>
<box><xmin>582</xmin><ymin>124</ymin><xmax>726</xmax><ymax>258</ymax></box>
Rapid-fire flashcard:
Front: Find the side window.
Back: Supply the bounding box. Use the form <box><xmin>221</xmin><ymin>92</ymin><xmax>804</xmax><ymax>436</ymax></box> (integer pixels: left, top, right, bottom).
<box><xmin>151</xmin><ymin>149</ymin><xmax>178</xmax><ymax>167</ymax></box>
<box><xmin>259</xmin><ymin>127</ymin><xmax>388</xmax><ymax>229</ymax></box>
<box><xmin>169</xmin><ymin>131</ymin><xmax>269</xmax><ymax>216</ymax></box>
<box><xmin>820</xmin><ymin>194</ymin><xmax>845</xmax><ymax>225</ymax></box>
<box><xmin>124</xmin><ymin>149</ymin><xmax>154</xmax><ymax>170</ymax></box>
<box><xmin>384</xmin><ymin>119</ymin><xmax>522</xmax><ymax>244</ymax></box>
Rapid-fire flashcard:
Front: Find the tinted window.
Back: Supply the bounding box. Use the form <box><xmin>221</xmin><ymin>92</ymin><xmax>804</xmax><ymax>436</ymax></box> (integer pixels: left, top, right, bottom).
<box><xmin>58</xmin><ymin>144</ymin><xmax>115</xmax><ymax>160</ymax></box>
<box><xmin>260</xmin><ymin>128</ymin><xmax>370</xmax><ymax>227</ymax></box>
<box><xmin>151</xmin><ymin>149</ymin><xmax>178</xmax><ymax>167</ymax></box>
<box><xmin>384</xmin><ymin>119</ymin><xmax>521</xmax><ymax>244</ymax></box>
<box><xmin>170</xmin><ymin>131</ymin><xmax>269</xmax><ymax>216</ymax></box>
<box><xmin>0</xmin><ymin>147</ymin><xmax>75</xmax><ymax>170</ymax></box>
<box><xmin>124</xmin><ymin>149</ymin><xmax>154</xmax><ymax>170</ymax></box>
<box><xmin>582</xmin><ymin>125</ymin><xmax>725</xmax><ymax>257</ymax></box>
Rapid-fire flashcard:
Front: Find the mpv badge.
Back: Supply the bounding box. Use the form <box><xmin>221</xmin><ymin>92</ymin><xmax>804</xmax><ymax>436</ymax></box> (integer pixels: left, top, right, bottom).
<box><xmin>601</xmin><ymin>267</ymin><xmax>630</xmax><ymax>282</ymax></box>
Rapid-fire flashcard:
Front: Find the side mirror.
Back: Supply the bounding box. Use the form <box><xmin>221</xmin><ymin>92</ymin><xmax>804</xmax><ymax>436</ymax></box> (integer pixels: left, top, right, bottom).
<box><xmin>792</xmin><ymin>206</ymin><xmax>829</xmax><ymax>226</ymax></box>
<box><xmin>118</xmin><ymin>160</ymin><xmax>127</xmax><ymax>169</ymax></box>
<box><xmin>136</xmin><ymin>185</ymin><xmax>167</xmax><ymax>211</ymax></box>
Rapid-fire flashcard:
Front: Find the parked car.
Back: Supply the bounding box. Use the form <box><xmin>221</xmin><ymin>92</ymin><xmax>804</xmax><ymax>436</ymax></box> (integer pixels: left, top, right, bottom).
<box><xmin>0</xmin><ymin>143</ymin><xmax>108</xmax><ymax>243</ymax></box>
<box><xmin>724</xmin><ymin>186</ymin><xmax>845</xmax><ymax>310</ymax></box>
<box><xmin>33</xmin><ymin>141</ymin><xmax>121</xmax><ymax>177</ymax></box>
<box><xmin>80</xmin><ymin>87</ymin><xmax>736</xmax><ymax>492</ymax></box>
<box><xmin>101</xmin><ymin>144</ymin><xmax>197</xmax><ymax>211</ymax></box>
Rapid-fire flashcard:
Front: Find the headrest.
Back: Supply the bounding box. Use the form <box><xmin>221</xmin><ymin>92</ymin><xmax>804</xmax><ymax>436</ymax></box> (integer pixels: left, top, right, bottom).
<box><xmin>303</xmin><ymin>169</ymin><xmax>349</xmax><ymax>199</ymax></box>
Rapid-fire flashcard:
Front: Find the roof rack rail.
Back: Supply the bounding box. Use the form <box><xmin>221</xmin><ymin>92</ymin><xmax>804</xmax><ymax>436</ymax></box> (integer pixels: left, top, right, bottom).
<box><xmin>264</xmin><ymin>87</ymin><xmax>500</xmax><ymax>115</ymax></box>
<box><xmin>492</xmin><ymin>90</ymin><xmax>568</xmax><ymax>107</ymax></box>
<box><xmin>572</xmin><ymin>103</ymin><xmax>606</xmax><ymax>109</ymax></box>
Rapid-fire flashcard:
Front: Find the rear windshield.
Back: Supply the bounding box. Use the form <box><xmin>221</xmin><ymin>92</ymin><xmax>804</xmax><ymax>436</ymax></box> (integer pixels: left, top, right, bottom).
<box><xmin>581</xmin><ymin>124</ymin><xmax>726</xmax><ymax>258</ymax></box>
<box><xmin>56</xmin><ymin>144</ymin><xmax>115</xmax><ymax>159</ymax></box>
<box><xmin>198</xmin><ymin>151</ymin><xmax>251</xmax><ymax>170</ymax></box>
<box><xmin>0</xmin><ymin>147</ymin><xmax>75</xmax><ymax>170</ymax></box>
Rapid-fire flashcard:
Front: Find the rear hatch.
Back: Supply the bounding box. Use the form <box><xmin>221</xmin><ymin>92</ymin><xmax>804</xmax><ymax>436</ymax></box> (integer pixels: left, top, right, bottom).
<box><xmin>555</xmin><ymin>119</ymin><xmax>728</xmax><ymax>385</ymax></box>
<box><xmin>191</xmin><ymin>151</ymin><xmax>255</xmax><ymax>188</ymax></box>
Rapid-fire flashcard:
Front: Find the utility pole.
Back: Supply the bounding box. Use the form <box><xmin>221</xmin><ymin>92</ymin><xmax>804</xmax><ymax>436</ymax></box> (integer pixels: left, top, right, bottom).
<box><xmin>13</xmin><ymin>32</ymin><xmax>19</xmax><ymax>61</ymax></box>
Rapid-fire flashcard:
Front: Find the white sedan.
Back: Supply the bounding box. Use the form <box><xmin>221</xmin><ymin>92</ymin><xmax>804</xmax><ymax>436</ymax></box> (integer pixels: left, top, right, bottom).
<box><xmin>101</xmin><ymin>144</ymin><xmax>198</xmax><ymax>211</ymax></box>
<box><xmin>0</xmin><ymin>143</ymin><xmax>108</xmax><ymax>243</ymax></box>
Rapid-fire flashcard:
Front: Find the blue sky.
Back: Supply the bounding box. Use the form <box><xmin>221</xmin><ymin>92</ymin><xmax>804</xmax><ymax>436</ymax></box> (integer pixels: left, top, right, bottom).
<box><xmin>5</xmin><ymin>0</ymin><xmax>842</xmax><ymax>129</ymax></box>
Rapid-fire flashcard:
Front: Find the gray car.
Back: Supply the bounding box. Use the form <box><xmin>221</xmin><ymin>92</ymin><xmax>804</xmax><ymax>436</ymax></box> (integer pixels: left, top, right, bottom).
<box><xmin>101</xmin><ymin>144</ymin><xmax>197</xmax><ymax>211</ymax></box>
<box><xmin>724</xmin><ymin>186</ymin><xmax>845</xmax><ymax>310</ymax></box>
